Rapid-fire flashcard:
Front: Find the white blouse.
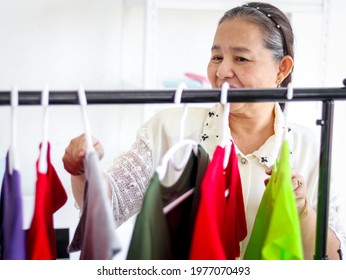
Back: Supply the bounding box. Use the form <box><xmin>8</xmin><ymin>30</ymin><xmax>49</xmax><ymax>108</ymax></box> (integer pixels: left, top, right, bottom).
<box><xmin>104</xmin><ymin>102</ymin><xmax>346</xmax><ymax>258</ymax></box>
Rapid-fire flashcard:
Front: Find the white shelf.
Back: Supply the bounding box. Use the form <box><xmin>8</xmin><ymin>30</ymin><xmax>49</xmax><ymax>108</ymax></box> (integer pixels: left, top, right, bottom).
<box><xmin>121</xmin><ymin>0</ymin><xmax>327</xmax><ymax>88</ymax></box>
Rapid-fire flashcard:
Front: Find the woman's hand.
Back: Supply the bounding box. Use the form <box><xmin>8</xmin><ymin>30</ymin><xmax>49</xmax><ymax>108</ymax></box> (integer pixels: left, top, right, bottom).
<box><xmin>62</xmin><ymin>134</ymin><xmax>104</xmax><ymax>176</ymax></box>
<box><xmin>264</xmin><ymin>166</ymin><xmax>308</xmax><ymax>216</ymax></box>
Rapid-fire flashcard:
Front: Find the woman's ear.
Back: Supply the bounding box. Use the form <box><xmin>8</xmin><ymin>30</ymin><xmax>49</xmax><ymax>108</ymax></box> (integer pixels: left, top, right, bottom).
<box><xmin>277</xmin><ymin>55</ymin><xmax>294</xmax><ymax>84</ymax></box>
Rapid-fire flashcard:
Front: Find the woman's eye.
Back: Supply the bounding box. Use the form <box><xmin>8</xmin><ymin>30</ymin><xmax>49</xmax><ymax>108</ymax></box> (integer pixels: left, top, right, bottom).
<box><xmin>235</xmin><ymin>56</ymin><xmax>248</xmax><ymax>62</ymax></box>
<box><xmin>211</xmin><ymin>56</ymin><xmax>223</xmax><ymax>62</ymax></box>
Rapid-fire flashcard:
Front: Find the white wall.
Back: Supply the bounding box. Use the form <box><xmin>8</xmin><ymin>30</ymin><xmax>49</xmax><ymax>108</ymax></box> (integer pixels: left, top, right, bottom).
<box><xmin>0</xmin><ymin>0</ymin><xmax>345</xmax><ymax>259</ymax></box>
<box><xmin>325</xmin><ymin>0</ymin><xmax>346</xmax><ymax>225</ymax></box>
<box><xmin>0</xmin><ymin>0</ymin><xmax>144</xmax><ymax>260</ymax></box>
<box><xmin>0</xmin><ymin>0</ymin><xmax>123</xmax><ymax>89</ymax></box>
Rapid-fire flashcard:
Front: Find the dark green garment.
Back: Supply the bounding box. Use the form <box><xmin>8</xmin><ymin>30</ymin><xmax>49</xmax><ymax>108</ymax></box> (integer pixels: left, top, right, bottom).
<box><xmin>126</xmin><ymin>145</ymin><xmax>209</xmax><ymax>260</ymax></box>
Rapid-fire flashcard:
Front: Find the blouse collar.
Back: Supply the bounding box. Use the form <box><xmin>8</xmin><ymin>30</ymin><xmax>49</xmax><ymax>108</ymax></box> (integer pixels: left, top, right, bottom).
<box><xmin>200</xmin><ymin>102</ymin><xmax>293</xmax><ymax>167</ymax></box>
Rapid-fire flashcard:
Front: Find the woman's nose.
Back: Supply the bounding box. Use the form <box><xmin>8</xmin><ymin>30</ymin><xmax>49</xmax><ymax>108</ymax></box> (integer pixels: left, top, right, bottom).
<box><xmin>216</xmin><ymin>60</ymin><xmax>235</xmax><ymax>80</ymax></box>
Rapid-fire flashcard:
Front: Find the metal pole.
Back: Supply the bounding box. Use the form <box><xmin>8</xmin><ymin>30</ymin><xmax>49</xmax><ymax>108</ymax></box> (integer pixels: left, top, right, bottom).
<box><xmin>314</xmin><ymin>100</ymin><xmax>334</xmax><ymax>259</ymax></box>
<box><xmin>1</xmin><ymin>87</ymin><xmax>346</xmax><ymax>105</ymax></box>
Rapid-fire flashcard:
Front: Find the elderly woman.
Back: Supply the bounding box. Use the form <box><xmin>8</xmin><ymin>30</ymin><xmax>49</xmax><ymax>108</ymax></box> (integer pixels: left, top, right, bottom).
<box><xmin>63</xmin><ymin>2</ymin><xmax>345</xmax><ymax>259</ymax></box>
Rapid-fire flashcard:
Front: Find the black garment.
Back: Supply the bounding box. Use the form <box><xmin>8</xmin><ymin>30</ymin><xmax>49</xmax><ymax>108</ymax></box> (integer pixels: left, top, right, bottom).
<box><xmin>127</xmin><ymin>145</ymin><xmax>209</xmax><ymax>260</ymax></box>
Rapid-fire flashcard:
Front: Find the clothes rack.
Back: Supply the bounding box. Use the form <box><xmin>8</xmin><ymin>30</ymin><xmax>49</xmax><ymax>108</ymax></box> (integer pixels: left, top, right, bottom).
<box><xmin>1</xmin><ymin>87</ymin><xmax>346</xmax><ymax>105</ymax></box>
<box><xmin>1</xmin><ymin>86</ymin><xmax>346</xmax><ymax>260</ymax></box>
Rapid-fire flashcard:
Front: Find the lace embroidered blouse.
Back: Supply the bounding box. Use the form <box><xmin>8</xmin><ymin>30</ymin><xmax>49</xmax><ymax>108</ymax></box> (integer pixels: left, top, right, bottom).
<box><xmin>104</xmin><ymin>103</ymin><xmax>346</xmax><ymax>257</ymax></box>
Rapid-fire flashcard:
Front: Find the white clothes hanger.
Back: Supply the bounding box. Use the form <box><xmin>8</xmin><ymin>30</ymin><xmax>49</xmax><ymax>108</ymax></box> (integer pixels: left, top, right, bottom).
<box><xmin>283</xmin><ymin>82</ymin><xmax>293</xmax><ymax>142</ymax></box>
<box><xmin>174</xmin><ymin>82</ymin><xmax>188</xmax><ymax>143</ymax></box>
<box><xmin>38</xmin><ymin>85</ymin><xmax>49</xmax><ymax>174</ymax></box>
<box><xmin>77</xmin><ymin>85</ymin><xmax>94</xmax><ymax>155</ymax></box>
<box><xmin>163</xmin><ymin>83</ymin><xmax>232</xmax><ymax>213</ymax></box>
<box><xmin>156</xmin><ymin>83</ymin><xmax>198</xmax><ymax>181</ymax></box>
<box><xmin>219</xmin><ymin>82</ymin><xmax>232</xmax><ymax>169</ymax></box>
<box><xmin>9</xmin><ymin>86</ymin><xmax>19</xmax><ymax>175</ymax></box>
<box><xmin>161</xmin><ymin>83</ymin><xmax>199</xmax><ymax>214</ymax></box>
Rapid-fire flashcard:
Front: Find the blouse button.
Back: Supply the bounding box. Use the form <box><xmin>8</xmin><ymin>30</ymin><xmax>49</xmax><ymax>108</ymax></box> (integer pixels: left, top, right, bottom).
<box><xmin>240</xmin><ymin>158</ymin><xmax>248</xmax><ymax>165</ymax></box>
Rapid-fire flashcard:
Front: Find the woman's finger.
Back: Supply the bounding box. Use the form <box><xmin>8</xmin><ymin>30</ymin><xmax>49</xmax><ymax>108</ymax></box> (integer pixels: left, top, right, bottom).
<box><xmin>265</xmin><ymin>165</ymin><xmax>273</xmax><ymax>175</ymax></box>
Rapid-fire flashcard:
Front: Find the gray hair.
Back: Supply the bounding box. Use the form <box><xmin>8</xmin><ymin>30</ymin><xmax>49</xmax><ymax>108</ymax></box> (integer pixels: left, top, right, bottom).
<box><xmin>218</xmin><ymin>2</ymin><xmax>294</xmax><ymax>86</ymax></box>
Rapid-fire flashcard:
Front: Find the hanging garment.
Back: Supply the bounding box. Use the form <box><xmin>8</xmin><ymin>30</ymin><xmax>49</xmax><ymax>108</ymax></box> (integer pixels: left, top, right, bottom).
<box><xmin>244</xmin><ymin>140</ymin><xmax>303</xmax><ymax>260</ymax></box>
<box><xmin>189</xmin><ymin>142</ymin><xmax>247</xmax><ymax>260</ymax></box>
<box><xmin>0</xmin><ymin>156</ymin><xmax>5</xmax><ymax>191</ymax></box>
<box><xmin>0</xmin><ymin>151</ymin><xmax>26</xmax><ymax>260</ymax></box>
<box><xmin>68</xmin><ymin>150</ymin><xmax>121</xmax><ymax>260</ymax></box>
<box><xmin>26</xmin><ymin>143</ymin><xmax>68</xmax><ymax>260</ymax></box>
<box><xmin>127</xmin><ymin>145</ymin><xmax>209</xmax><ymax>260</ymax></box>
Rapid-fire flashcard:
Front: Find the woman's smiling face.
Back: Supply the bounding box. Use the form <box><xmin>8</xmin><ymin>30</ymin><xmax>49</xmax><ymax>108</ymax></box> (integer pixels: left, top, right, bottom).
<box><xmin>207</xmin><ymin>18</ymin><xmax>281</xmax><ymax>90</ymax></box>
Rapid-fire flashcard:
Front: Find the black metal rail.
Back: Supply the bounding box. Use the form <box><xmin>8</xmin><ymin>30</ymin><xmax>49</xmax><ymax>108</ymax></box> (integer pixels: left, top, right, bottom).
<box><xmin>2</xmin><ymin>86</ymin><xmax>346</xmax><ymax>260</ymax></box>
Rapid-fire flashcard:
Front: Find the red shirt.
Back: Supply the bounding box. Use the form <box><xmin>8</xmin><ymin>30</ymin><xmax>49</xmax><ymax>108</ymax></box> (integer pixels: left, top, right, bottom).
<box><xmin>189</xmin><ymin>142</ymin><xmax>247</xmax><ymax>259</ymax></box>
<box><xmin>26</xmin><ymin>143</ymin><xmax>68</xmax><ymax>260</ymax></box>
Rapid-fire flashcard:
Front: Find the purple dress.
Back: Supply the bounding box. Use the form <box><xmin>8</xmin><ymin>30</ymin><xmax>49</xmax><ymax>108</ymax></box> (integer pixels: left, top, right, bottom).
<box><xmin>0</xmin><ymin>151</ymin><xmax>26</xmax><ymax>259</ymax></box>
